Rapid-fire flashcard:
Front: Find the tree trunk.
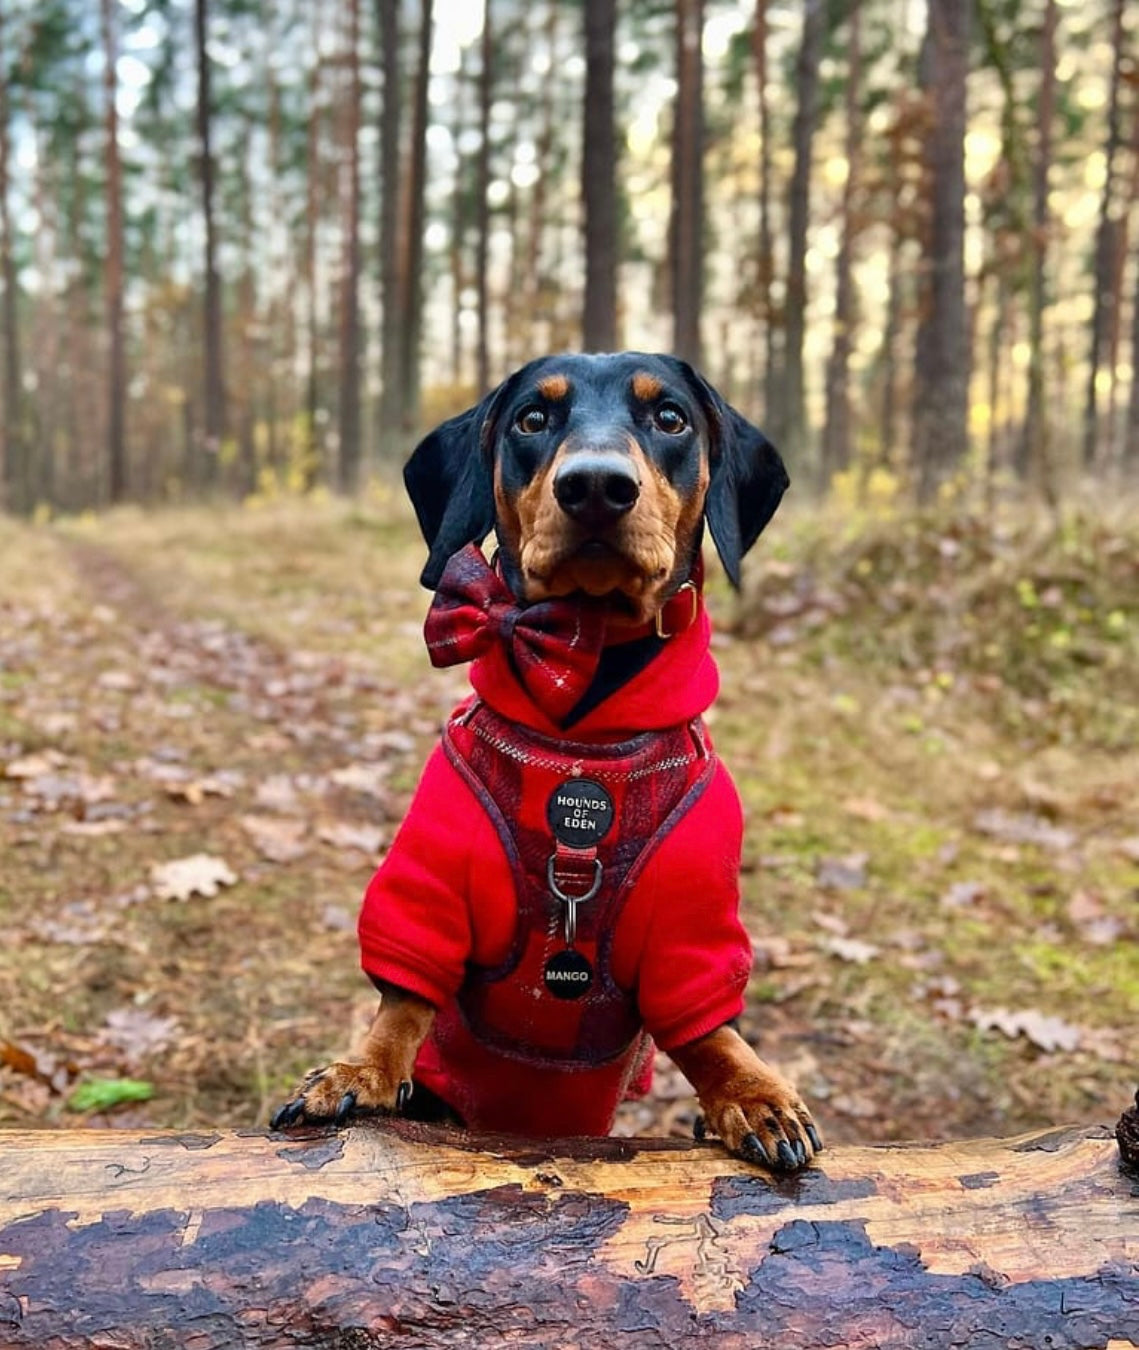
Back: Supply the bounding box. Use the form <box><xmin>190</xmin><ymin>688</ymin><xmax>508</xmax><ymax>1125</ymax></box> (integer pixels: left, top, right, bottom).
<box><xmin>1082</xmin><ymin>0</ymin><xmax>1125</xmax><ymax>471</ymax></box>
<box><xmin>1017</xmin><ymin>0</ymin><xmax>1056</xmax><ymax>491</ymax></box>
<box><xmin>397</xmin><ymin>0</ymin><xmax>432</xmax><ymax>440</ymax></box>
<box><xmin>0</xmin><ymin>0</ymin><xmax>19</xmax><ymax>514</ymax></box>
<box><xmin>305</xmin><ymin>19</ymin><xmax>323</xmax><ymax>487</ymax></box>
<box><xmin>101</xmin><ymin>0</ymin><xmax>127</xmax><ymax>505</ymax></box>
<box><xmin>377</xmin><ymin>0</ymin><xmax>403</xmax><ymax>453</ymax></box>
<box><xmin>474</xmin><ymin>2</ymin><xmax>493</xmax><ymax>394</ymax></box>
<box><xmin>337</xmin><ymin>0</ymin><xmax>363</xmax><ymax>492</ymax></box>
<box><xmin>821</xmin><ymin>0</ymin><xmax>862</xmax><ymax>486</ymax></box>
<box><xmin>753</xmin><ymin>0</ymin><xmax>777</xmax><ymax>421</ymax></box>
<box><xmin>671</xmin><ymin>0</ymin><xmax>704</xmax><ymax>369</ymax></box>
<box><xmin>195</xmin><ymin>0</ymin><xmax>226</xmax><ymax>484</ymax></box>
<box><xmin>582</xmin><ymin>0</ymin><xmax>618</xmax><ymax>353</ymax></box>
<box><xmin>912</xmin><ymin>0</ymin><xmax>970</xmax><ymax>503</ymax></box>
<box><xmin>0</xmin><ymin>1121</ymin><xmax>1136</xmax><ymax>1348</ymax></box>
<box><xmin>779</xmin><ymin>0</ymin><xmax>825</xmax><ymax>471</ymax></box>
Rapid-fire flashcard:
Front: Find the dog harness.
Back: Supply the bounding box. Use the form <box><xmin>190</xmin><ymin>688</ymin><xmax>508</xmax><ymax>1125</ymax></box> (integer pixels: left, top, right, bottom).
<box><xmin>432</xmin><ymin>699</ymin><xmax>716</xmax><ymax>1085</ymax></box>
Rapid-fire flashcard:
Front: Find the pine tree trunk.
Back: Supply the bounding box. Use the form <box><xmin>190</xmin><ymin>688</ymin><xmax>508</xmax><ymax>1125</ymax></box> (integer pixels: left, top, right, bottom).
<box><xmin>195</xmin><ymin>0</ymin><xmax>226</xmax><ymax>485</ymax></box>
<box><xmin>821</xmin><ymin>0</ymin><xmax>862</xmax><ymax>486</ymax></box>
<box><xmin>780</xmin><ymin>0</ymin><xmax>825</xmax><ymax>470</ymax></box>
<box><xmin>671</xmin><ymin>0</ymin><xmax>704</xmax><ymax>368</ymax></box>
<box><xmin>753</xmin><ymin>0</ymin><xmax>777</xmax><ymax>421</ymax></box>
<box><xmin>474</xmin><ymin>3</ymin><xmax>493</xmax><ymax>394</ymax></box>
<box><xmin>101</xmin><ymin>0</ymin><xmax>127</xmax><ymax>505</ymax></box>
<box><xmin>582</xmin><ymin>0</ymin><xmax>618</xmax><ymax>353</ymax></box>
<box><xmin>1017</xmin><ymin>0</ymin><xmax>1056</xmax><ymax>488</ymax></box>
<box><xmin>1082</xmin><ymin>0</ymin><xmax>1124</xmax><ymax>471</ymax></box>
<box><xmin>377</xmin><ymin>0</ymin><xmax>403</xmax><ymax>453</ymax></box>
<box><xmin>398</xmin><ymin>0</ymin><xmax>432</xmax><ymax>439</ymax></box>
<box><xmin>0</xmin><ymin>0</ymin><xmax>18</xmax><ymax>514</ymax></box>
<box><xmin>912</xmin><ymin>0</ymin><xmax>970</xmax><ymax>503</ymax></box>
<box><xmin>337</xmin><ymin>0</ymin><xmax>363</xmax><ymax>492</ymax></box>
<box><xmin>1</xmin><ymin>1121</ymin><xmax>1136</xmax><ymax>1348</ymax></box>
<box><xmin>305</xmin><ymin>22</ymin><xmax>323</xmax><ymax>486</ymax></box>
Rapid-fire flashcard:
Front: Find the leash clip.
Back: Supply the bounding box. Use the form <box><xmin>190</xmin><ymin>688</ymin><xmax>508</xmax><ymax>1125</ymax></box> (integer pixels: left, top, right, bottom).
<box><xmin>547</xmin><ymin>854</ymin><xmax>603</xmax><ymax>947</ymax></box>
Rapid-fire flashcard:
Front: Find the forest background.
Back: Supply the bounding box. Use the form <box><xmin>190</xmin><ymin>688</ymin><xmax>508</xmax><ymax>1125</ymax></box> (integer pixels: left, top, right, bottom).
<box><xmin>0</xmin><ymin>1</ymin><xmax>1136</xmax><ymax>1143</ymax></box>
<box><xmin>0</xmin><ymin>0</ymin><xmax>1135</xmax><ymax>510</ymax></box>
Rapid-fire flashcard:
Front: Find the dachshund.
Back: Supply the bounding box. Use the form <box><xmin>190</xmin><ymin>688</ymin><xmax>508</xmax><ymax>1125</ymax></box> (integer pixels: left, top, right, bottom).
<box><xmin>274</xmin><ymin>352</ymin><xmax>821</xmax><ymax>1172</ymax></box>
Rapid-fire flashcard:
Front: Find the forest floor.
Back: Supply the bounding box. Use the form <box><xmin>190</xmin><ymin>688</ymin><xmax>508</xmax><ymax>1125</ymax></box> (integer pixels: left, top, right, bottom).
<box><xmin>0</xmin><ymin>491</ymin><xmax>1136</xmax><ymax>1148</ymax></box>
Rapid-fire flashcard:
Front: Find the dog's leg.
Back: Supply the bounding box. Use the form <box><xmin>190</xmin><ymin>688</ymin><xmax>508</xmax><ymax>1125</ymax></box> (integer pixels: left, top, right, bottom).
<box><xmin>272</xmin><ymin>985</ymin><xmax>436</xmax><ymax>1128</ymax></box>
<box><xmin>669</xmin><ymin>1024</ymin><xmax>822</xmax><ymax>1171</ymax></box>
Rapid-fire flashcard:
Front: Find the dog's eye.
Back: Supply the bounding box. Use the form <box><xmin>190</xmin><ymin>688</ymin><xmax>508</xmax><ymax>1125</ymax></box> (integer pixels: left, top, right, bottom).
<box><xmin>515</xmin><ymin>406</ymin><xmax>548</xmax><ymax>434</ymax></box>
<box><xmin>654</xmin><ymin>403</ymin><xmax>688</xmax><ymax>435</ymax></box>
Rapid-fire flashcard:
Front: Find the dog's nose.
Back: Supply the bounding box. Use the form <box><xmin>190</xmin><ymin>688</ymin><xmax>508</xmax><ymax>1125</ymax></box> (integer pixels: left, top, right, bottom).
<box><xmin>553</xmin><ymin>452</ymin><xmax>640</xmax><ymax>528</ymax></box>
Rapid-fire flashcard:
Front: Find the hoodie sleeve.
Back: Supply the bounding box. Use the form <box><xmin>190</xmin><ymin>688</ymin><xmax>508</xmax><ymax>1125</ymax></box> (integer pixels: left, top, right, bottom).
<box><xmin>632</xmin><ymin>760</ymin><xmax>754</xmax><ymax>1052</ymax></box>
<box><xmin>357</xmin><ymin>744</ymin><xmax>476</xmax><ymax>1008</ymax></box>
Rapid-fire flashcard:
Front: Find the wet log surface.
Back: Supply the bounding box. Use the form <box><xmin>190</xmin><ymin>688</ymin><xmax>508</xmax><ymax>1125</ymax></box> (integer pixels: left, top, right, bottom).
<box><xmin>1</xmin><ymin>1119</ymin><xmax>1137</xmax><ymax>1349</ymax></box>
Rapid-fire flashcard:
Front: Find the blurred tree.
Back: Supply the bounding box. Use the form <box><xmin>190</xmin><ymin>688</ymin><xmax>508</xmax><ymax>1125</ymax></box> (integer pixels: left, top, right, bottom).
<box><xmin>377</xmin><ymin>0</ymin><xmax>402</xmax><ymax>450</ymax></box>
<box><xmin>0</xmin><ymin>0</ymin><xmax>19</xmax><ymax>512</ymax></box>
<box><xmin>582</xmin><ymin>0</ymin><xmax>617</xmax><ymax>352</ymax></box>
<box><xmin>752</xmin><ymin>0</ymin><xmax>776</xmax><ymax>418</ymax></box>
<box><xmin>475</xmin><ymin>0</ymin><xmax>492</xmax><ymax>392</ymax></box>
<box><xmin>912</xmin><ymin>0</ymin><xmax>970</xmax><ymax>502</ymax></box>
<box><xmin>195</xmin><ymin>0</ymin><xmax>226</xmax><ymax>485</ymax></box>
<box><xmin>821</xmin><ymin>0</ymin><xmax>863</xmax><ymax>485</ymax></box>
<box><xmin>102</xmin><ymin>0</ymin><xmax>126</xmax><ymax>503</ymax></box>
<box><xmin>777</xmin><ymin>0</ymin><xmax>825</xmax><ymax>471</ymax></box>
<box><xmin>337</xmin><ymin>0</ymin><xmax>362</xmax><ymax>491</ymax></box>
<box><xmin>671</xmin><ymin>0</ymin><xmax>704</xmax><ymax>367</ymax></box>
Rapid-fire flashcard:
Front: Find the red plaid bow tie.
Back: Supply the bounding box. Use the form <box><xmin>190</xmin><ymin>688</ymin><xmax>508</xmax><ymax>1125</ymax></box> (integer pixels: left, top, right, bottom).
<box><xmin>424</xmin><ymin>545</ymin><xmax>608</xmax><ymax>722</ymax></box>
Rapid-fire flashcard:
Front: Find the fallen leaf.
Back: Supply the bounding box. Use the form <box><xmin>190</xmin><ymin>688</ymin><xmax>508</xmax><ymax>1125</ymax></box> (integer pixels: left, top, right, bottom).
<box><xmin>819</xmin><ymin>936</ymin><xmax>880</xmax><ymax>965</ymax></box>
<box><xmin>940</xmin><ymin>880</ymin><xmax>986</xmax><ymax>909</ymax></box>
<box><xmin>972</xmin><ymin>809</ymin><xmax>1076</xmax><ymax>853</ymax></box>
<box><xmin>150</xmin><ymin>854</ymin><xmax>238</xmax><ymax>901</ymax></box>
<box><xmin>842</xmin><ymin>796</ymin><xmax>890</xmax><ymax>822</ymax></box>
<box><xmin>969</xmin><ymin>1006</ymin><xmax>1082</xmax><ymax>1053</ymax></box>
<box><xmin>816</xmin><ymin>853</ymin><xmax>870</xmax><ymax>890</ymax></box>
<box><xmin>101</xmin><ymin>1009</ymin><xmax>180</xmax><ymax>1064</ymax></box>
<box><xmin>1</xmin><ymin>1040</ymin><xmax>41</xmax><ymax>1078</ymax></box>
<box><xmin>328</xmin><ymin>763</ymin><xmax>389</xmax><ymax>798</ymax></box>
<box><xmin>3</xmin><ymin>750</ymin><xmax>67</xmax><ymax>780</ymax></box>
<box><xmin>66</xmin><ymin>1077</ymin><xmax>155</xmax><ymax>1113</ymax></box>
<box><xmin>241</xmin><ymin>815</ymin><xmax>309</xmax><ymax>863</ymax></box>
<box><xmin>317</xmin><ymin>822</ymin><xmax>385</xmax><ymax>856</ymax></box>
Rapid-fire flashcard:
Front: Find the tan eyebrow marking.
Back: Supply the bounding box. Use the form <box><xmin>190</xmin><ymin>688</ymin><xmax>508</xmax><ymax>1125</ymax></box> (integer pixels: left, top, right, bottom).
<box><xmin>632</xmin><ymin>371</ymin><xmax>663</xmax><ymax>401</ymax></box>
<box><xmin>536</xmin><ymin>374</ymin><xmax>571</xmax><ymax>400</ymax></box>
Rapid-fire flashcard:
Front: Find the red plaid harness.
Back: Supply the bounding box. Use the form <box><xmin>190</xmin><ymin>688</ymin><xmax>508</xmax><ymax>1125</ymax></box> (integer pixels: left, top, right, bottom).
<box><xmin>434</xmin><ymin>699</ymin><xmax>717</xmax><ymax>1085</ymax></box>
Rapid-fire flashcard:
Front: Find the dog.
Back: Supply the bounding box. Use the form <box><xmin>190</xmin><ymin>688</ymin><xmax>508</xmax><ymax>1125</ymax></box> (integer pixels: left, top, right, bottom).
<box><xmin>274</xmin><ymin>352</ymin><xmax>821</xmax><ymax>1171</ymax></box>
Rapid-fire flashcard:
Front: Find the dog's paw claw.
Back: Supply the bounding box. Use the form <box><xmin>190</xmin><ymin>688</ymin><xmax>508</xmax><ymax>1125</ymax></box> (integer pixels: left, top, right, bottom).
<box><xmin>739</xmin><ymin>1132</ymin><xmax>770</xmax><ymax>1166</ymax></box>
<box><xmin>334</xmin><ymin>1091</ymin><xmax>358</xmax><ymax>1126</ymax></box>
<box><xmin>396</xmin><ymin>1080</ymin><xmax>413</xmax><ymax>1113</ymax></box>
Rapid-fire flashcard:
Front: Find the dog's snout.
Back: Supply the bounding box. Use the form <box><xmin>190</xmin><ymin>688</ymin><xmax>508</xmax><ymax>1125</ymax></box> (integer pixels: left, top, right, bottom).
<box><xmin>553</xmin><ymin>452</ymin><xmax>640</xmax><ymax>528</ymax></box>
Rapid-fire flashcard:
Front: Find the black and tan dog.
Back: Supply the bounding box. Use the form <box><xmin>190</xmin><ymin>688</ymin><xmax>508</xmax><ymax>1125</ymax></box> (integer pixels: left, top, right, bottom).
<box><xmin>275</xmin><ymin>352</ymin><xmax>821</xmax><ymax>1172</ymax></box>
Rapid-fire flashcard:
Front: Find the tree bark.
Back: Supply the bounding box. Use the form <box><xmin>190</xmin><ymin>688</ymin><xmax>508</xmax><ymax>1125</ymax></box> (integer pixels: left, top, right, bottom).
<box><xmin>0</xmin><ymin>1122</ymin><xmax>1136</xmax><ymax>1348</ymax></box>
<box><xmin>821</xmin><ymin>0</ymin><xmax>862</xmax><ymax>486</ymax></box>
<box><xmin>1084</xmin><ymin>0</ymin><xmax>1126</xmax><ymax>471</ymax></box>
<box><xmin>0</xmin><ymin>0</ymin><xmax>18</xmax><ymax>514</ymax></box>
<box><xmin>912</xmin><ymin>0</ymin><xmax>970</xmax><ymax>503</ymax></box>
<box><xmin>778</xmin><ymin>0</ymin><xmax>825</xmax><ymax>471</ymax></box>
<box><xmin>101</xmin><ymin>0</ymin><xmax>127</xmax><ymax>505</ymax></box>
<box><xmin>396</xmin><ymin>0</ymin><xmax>432</xmax><ymax>440</ymax></box>
<box><xmin>377</xmin><ymin>0</ymin><xmax>403</xmax><ymax>452</ymax></box>
<box><xmin>474</xmin><ymin>2</ymin><xmax>493</xmax><ymax>393</ymax></box>
<box><xmin>671</xmin><ymin>0</ymin><xmax>704</xmax><ymax>368</ymax></box>
<box><xmin>305</xmin><ymin>15</ymin><xmax>324</xmax><ymax>487</ymax></box>
<box><xmin>582</xmin><ymin>0</ymin><xmax>618</xmax><ymax>353</ymax></box>
<box><xmin>195</xmin><ymin>0</ymin><xmax>226</xmax><ymax>483</ymax></box>
<box><xmin>753</xmin><ymin>0</ymin><xmax>776</xmax><ymax>421</ymax></box>
<box><xmin>1017</xmin><ymin>0</ymin><xmax>1056</xmax><ymax>491</ymax></box>
<box><xmin>337</xmin><ymin>0</ymin><xmax>363</xmax><ymax>492</ymax></box>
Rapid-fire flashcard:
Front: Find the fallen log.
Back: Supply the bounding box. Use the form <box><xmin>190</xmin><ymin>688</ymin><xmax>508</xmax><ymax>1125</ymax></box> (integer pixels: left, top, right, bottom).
<box><xmin>1</xmin><ymin>1119</ymin><xmax>1136</xmax><ymax>1349</ymax></box>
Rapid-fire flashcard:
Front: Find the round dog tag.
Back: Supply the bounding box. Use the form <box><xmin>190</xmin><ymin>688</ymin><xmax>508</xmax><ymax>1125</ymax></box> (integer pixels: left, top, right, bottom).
<box><xmin>547</xmin><ymin>778</ymin><xmax>614</xmax><ymax>847</ymax></box>
<box><xmin>543</xmin><ymin>949</ymin><xmax>594</xmax><ymax>1000</ymax></box>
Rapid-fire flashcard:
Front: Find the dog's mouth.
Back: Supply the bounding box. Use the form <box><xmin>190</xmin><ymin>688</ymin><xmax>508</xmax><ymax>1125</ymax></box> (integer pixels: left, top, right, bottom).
<box><xmin>520</xmin><ymin>535</ymin><xmax>676</xmax><ymax>625</ymax></box>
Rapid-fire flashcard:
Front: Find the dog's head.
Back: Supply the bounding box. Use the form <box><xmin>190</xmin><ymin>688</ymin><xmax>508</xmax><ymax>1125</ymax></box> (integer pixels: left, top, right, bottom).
<box><xmin>404</xmin><ymin>352</ymin><xmax>788</xmax><ymax>623</ymax></box>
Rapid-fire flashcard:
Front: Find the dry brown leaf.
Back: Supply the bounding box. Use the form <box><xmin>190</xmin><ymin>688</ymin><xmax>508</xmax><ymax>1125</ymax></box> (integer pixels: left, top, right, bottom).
<box><xmin>819</xmin><ymin>936</ymin><xmax>880</xmax><ymax>965</ymax></box>
<box><xmin>969</xmin><ymin>1006</ymin><xmax>1082</xmax><ymax>1053</ymax></box>
<box><xmin>100</xmin><ymin>1008</ymin><xmax>180</xmax><ymax>1065</ymax></box>
<box><xmin>150</xmin><ymin>854</ymin><xmax>238</xmax><ymax>901</ymax></box>
<box><xmin>3</xmin><ymin>750</ymin><xmax>67</xmax><ymax>780</ymax></box>
<box><xmin>240</xmin><ymin>815</ymin><xmax>309</xmax><ymax>863</ymax></box>
<box><xmin>317</xmin><ymin>822</ymin><xmax>385</xmax><ymax>856</ymax></box>
<box><xmin>842</xmin><ymin>796</ymin><xmax>891</xmax><ymax>822</ymax></box>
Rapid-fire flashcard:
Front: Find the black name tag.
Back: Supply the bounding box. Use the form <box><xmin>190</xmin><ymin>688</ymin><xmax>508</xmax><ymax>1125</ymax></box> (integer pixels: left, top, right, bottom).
<box><xmin>543</xmin><ymin>949</ymin><xmax>594</xmax><ymax>1000</ymax></box>
<box><xmin>547</xmin><ymin>777</ymin><xmax>614</xmax><ymax>847</ymax></box>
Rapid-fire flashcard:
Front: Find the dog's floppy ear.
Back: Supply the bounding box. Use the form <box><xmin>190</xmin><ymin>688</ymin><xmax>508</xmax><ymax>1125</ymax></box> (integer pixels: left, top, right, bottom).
<box><xmin>682</xmin><ymin>365</ymin><xmax>789</xmax><ymax>589</ymax></box>
<box><xmin>403</xmin><ymin>394</ymin><xmax>499</xmax><ymax>590</ymax></box>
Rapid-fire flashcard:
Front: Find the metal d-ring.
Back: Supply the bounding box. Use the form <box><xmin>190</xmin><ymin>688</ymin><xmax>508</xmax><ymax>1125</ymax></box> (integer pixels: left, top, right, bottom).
<box><xmin>547</xmin><ymin>855</ymin><xmax>603</xmax><ymax>947</ymax></box>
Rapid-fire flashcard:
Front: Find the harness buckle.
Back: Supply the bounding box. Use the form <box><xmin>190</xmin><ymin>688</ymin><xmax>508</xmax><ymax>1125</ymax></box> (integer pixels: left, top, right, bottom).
<box><xmin>655</xmin><ymin>581</ymin><xmax>698</xmax><ymax>639</ymax></box>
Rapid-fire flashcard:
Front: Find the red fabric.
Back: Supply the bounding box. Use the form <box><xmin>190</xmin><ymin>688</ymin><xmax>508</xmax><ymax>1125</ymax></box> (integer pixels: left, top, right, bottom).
<box><xmin>357</xmin><ymin>554</ymin><xmax>751</xmax><ymax>1137</ymax></box>
<box><xmin>424</xmin><ymin>545</ymin><xmax>608</xmax><ymax>724</ymax></box>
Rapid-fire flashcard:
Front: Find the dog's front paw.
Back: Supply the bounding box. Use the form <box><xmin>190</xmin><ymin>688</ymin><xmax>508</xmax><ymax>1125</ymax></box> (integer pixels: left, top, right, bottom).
<box><xmin>271</xmin><ymin>1063</ymin><xmax>412</xmax><ymax>1130</ymax></box>
<box><xmin>695</xmin><ymin>1070</ymin><xmax>822</xmax><ymax>1173</ymax></box>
